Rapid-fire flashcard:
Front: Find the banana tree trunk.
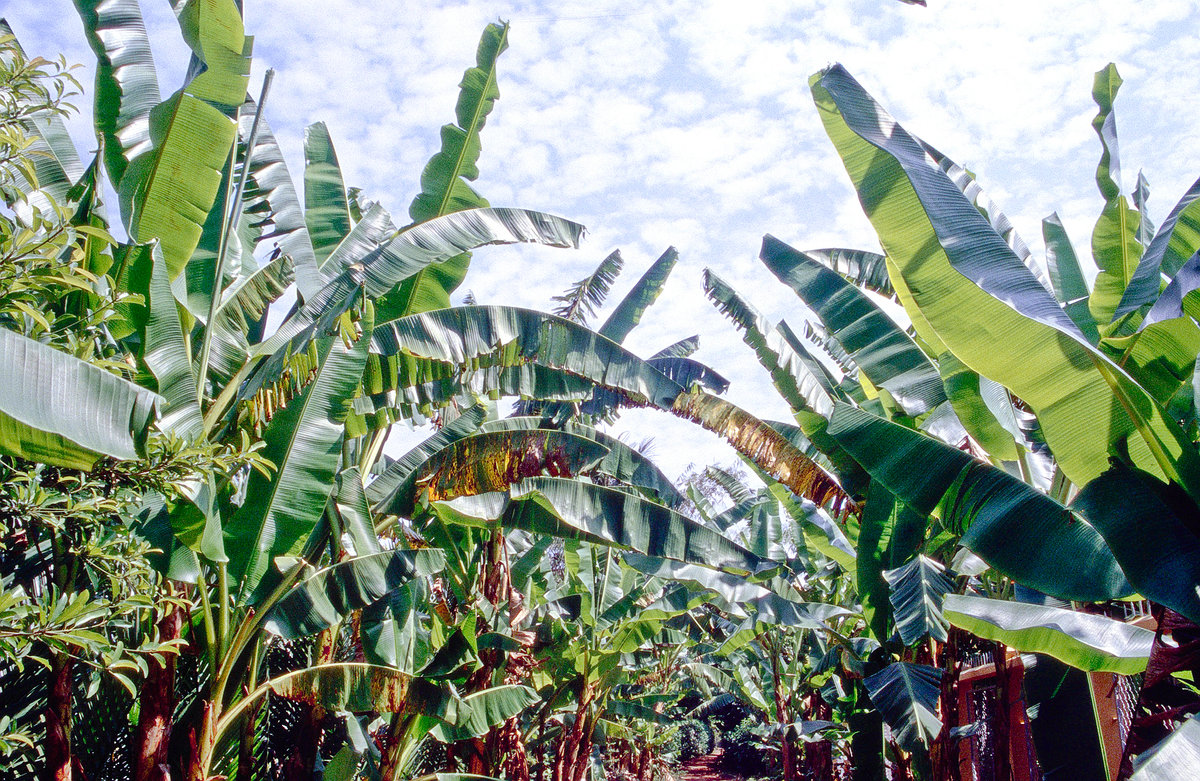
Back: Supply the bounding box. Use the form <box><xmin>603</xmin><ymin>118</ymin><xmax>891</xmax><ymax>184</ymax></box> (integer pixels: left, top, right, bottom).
<box><xmin>991</xmin><ymin>640</ymin><xmax>1012</xmax><ymax>781</ymax></box>
<box><xmin>44</xmin><ymin>651</ymin><xmax>73</xmax><ymax>781</ymax></box>
<box><xmin>930</xmin><ymin>630</ymin><xmax>962</xmax><ymax>781</ymax></box>
<box><xmin>766</xmin><ymin>634</ymin><xmax>796</xmax><ymax>781</ymax></box>
<box><xmin>552</xmin><ymin>687</ymin><xmax>594</xmax><ymax>781</ymax></box>
<box><xmin>134</xmin><ymin>600</ymin><xmax>183</xmax><ymax>781</ymax></box>
<box><xmin>804</xmin><ymin>692</ymin><xmax>833</xmax><ymax>781</ymax></box>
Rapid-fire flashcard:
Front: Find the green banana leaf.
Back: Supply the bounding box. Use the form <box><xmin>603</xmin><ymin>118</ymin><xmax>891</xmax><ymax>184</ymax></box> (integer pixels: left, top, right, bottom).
<box><xmin>204</xmin><ymin>250</ymin><xmax>294</xmax><ymax>384</ymax></box>
<box><xmin>1129</xmin><ymin>714</ymin><xmax>1200</xmax><ymax>780</ymax></box>
<box><xmin>71</xmin><ymin>0</ymin><xmax>161</xmax><ymax>189</ymax></box>
<box><xmin>429</xmin><ymin>684</ymin><xmax>538</xmax><ymax>742</ymax></box>
<box><xmin>1117</xmin><ymin>175</ymin><xmax>1200</xmax><ymax>318</ymax></box>
<box><xmin>810</xmin><ymin>63</ymin><xmax>1200</xmax><ymax>499</ymax></box>
<box><xmin>370</xmin><ymin>305</ymin><xmax>684</xmax><ymax>410</ymax></box>
<box><xmin>1042</xmin><ymin>212</ymin><xmax>1099</xmax><ymax>340</ymax></box>
<box><xmin>802</xmin><ymin>247</ymin><xmax>893</xmax><ymax>298</ymax></box>
<box><xmin>1088</xmin><ymin>64</ymin><xmax>1144</xmax><ymax>326</ymax></box>
<box><xmin>598</xmin><ymin>247</ymin><xmax>678</xmax><ymax>343</ymax></box>
<box><xmin>387</xmin><ymin>22</ymin><xmax>510</xmax><ymax>319</ymax></box>
<box><xmin>761</xmin><ymin>235</ymin><xmax>945</xmax><ymax>416</ymax></box>
<box><xmin>437</xmin><ymin>476</ymin><xmax>775</xmax><ymax>577</ymax></box>
<box><xmin>943</xmin><ymin>594</ymin><xmax>1152</xmax><ymax>675</ymax></box>
<box><xmin>883</xmin><ymin>554</ymin><xmax>953</xmax><ymax>645</ymax></box>
<box><xmin>703</xmin><ymin>270</ymin><xmax>869</xmax><ymax>498</ymax></box>
<box><xmin>265</xmin><ymin>549</ymin><xmax>447</xmax><ymax>639</ymax></box>
<box><xmin>372</xmin><ymin>429</ymin><xmax>610</xmax><ymax>517</ymax></box>
<box><xmin>333</xmin><ymin>467</ymin><xmax>383</xmax><ymax>557</ymax></box>
<box><xmin>119</xmin><ymin>0</ymin><xmax>249</xmax><ymax>278</ymax></box>
<box><xmin>553</xmin><ymin>249</ymin><xmax>624</xmax><ymax>324</ymax></box>
<box><xmin>234</xmin><ymin>99</ymin><xmax>321</xmax><ymax>298</ymax></box>
<box><xmin>651</xmin><ymin>334</ymin><xmax>700</xmax><ymax>359</ymax></box>
<box><xmin>303</xmin><ymin>121</ymin><xmax>353</xmax><ymax>268</ymax></box>
<box><xmin>225</xmin><ymin>304</ymin><xmax>372</xmax><ymax>605</ymax></box>
<box><xmin>826</xmin><ymin>403</ymin><xmax>1132</xmax><ymax>602</ymax></box>
<box><xmin>1071</xmin><ymin>464</ymin><xmax>1200</xmax><ymax>626</ymax></box>
<box><xmin>143</xmin><ymin>242</ymin><xmax>202</xmax><ymax>440</ymax></box>
<box><xmin>0</xmin><ymin>328</ymin><xmax>159</xmax><ymax>470</ymax></box>
<box><xmin>856</xmin><ymin>483</ymin><xmax>925</xmax><ymax>643</ymax></box>
<box><xmin>937</xmin><ymin>352</ymin><xmax>1019</xmax><ymax>461</ymax></box>
<box><xmin>862</xmin><ymin>661</ymin><xmax>942</xmax><ymax>752</ymax></box>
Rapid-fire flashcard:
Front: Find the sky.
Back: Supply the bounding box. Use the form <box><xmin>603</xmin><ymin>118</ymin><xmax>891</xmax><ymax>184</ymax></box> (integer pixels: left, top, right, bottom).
<box><xmin>6</xmin><ymin>0</ymin><xmax>1200</xmax><ymax>480</ymax></box>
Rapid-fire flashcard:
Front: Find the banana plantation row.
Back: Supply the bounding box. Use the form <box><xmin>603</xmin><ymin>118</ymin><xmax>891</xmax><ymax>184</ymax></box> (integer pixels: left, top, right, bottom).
<box><xmin>1</xmin><ymin>2</ymin><xmax>1198</xmax><ymax>781</ymax></box>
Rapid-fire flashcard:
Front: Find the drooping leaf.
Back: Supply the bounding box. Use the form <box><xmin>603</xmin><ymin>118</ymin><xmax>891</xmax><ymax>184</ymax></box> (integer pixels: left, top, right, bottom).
<box><xmin>826</xmin><ymin>403</ymin><xmax>1131</xmax><ymax>602</ymax></box>
<box><xmin>372</xmin><ymin>430</ymin><xmax>610</xmax><ymax>518</ymax></box>
<box><xmin>1071</xmin><ymin>465</ymin><xmax>1200</xmax><ymax>626</ymax></box>
<box><xmin>937</xmin><ymin>352</ymin><xmax>1019</xmax><ymax>461</ymax></box>
<box><xmin>436</xmin><ymin>476</ymin><xmax>776</xmax><ymax>577</ymax></box>
<box><xmin>598</xmin><ymin>246</ymin><xmax>678</xmax><ymax>343</ymax></box>
<box><xmin>863</xmin><ymin>662</ymin><xmax>942</xmax><ymax>752</ymax></box>
<box><xmin>429</xmin><ymin>685</ymin><xmax>538</xmax><ymax>742</ymax></box>
<box><xmin>943</xmin><ymin>594</ymin><xmax>1152</xmax><ymax>675</ymax></box>
<box><xmin>553</xmin><ymin>249</ymin><xmax>624</xmax><ymax>324</ymax></box>
<box><xmin>0</xmin><ymin>329</ymin><xmax>159</xmax><ymax>470</ymax></box>
<box><xmin>671</xmin><ymin>389</ymin><xmax>857</xmax><ymax>516</ymax></box>
<box><xmin>802</xmin><ymin>247</ymin><xmax>893</xmax><ymax>298</ymax></box>
<box><xmin>810</xmin><ymin>64</ymin><xmax>1200</xmax><ymax>498</ymax></box>
<box><xmin>762</xmin><ymin>235</ymin><xmax>945</xmax><ymax>416</ymax></box>
<box><xmin>1129</xmin><ymin>714</ymin><xmax>1200</xmax><ymax>780</ymax></box>
<box><xmin>260</xmin><ymin>663</ymin><xmax>457</xmax><ymax>719</ymax></box>
<box><xmin>266</xmin><ymin>549</ymin><xmax>447</xmax><ymax>639</ymax></box>
<box><xmin>883</xmin><ymin>554</ymin><xmax>954</xmax><ymax>645</ymax></box>
<box><xmin>71</xmin><ymin>0</ymin><xmax>161</xmax><ymax>189</ymax></box>
<box><xmin>364</xmin><ymin>405</ymin><xmax>487</xmax><ymax>508</ymax></box>
<box><xmin>478</xmin><ymin>417</ymin><xmax>686</xmax><ymax>508</ymax></box>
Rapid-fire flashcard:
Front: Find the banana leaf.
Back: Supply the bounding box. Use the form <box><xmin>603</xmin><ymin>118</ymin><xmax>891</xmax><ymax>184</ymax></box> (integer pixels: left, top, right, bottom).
<box><xmin>372</xmin><ymin>430</ymin><xmax>610</xmax><ymax>517</ymax></box>
<box><xmin>479</xmin><ymin>417</ymin><xmax>686</xmax><ymax>508</ymax></box>
<box><xmin>863</xmin><ymin>662</ymin><xmax>942</xmax><ymax>752</ymax></box>
<box><xmin>826</xmin><ymin>403</ymin><xmax>1131</xmax><ymax>602</ymax></box>
<box><xmin>265</xmin><ymin>549</ymin><xmax>447</xmax><ymax>639</ymax></box>
<box><xmin>553</xmin><ymin>249</ymin><xmax>624</xmax><ymax>324</ymax></box>
<box><xmin>857</xmin><ymin>483</ymin><xmax>926</xmax><ymax>643</ymax></box>
<box><xmin>225</xmin><ymin>304</ymin><xmax>372</xmax><ymax>605</ymax></box>
<box><xmin>1118</xmin><ymin>175</ymin><xmax>1200</xmax><ymax>319</ymax></box>
<box><xmin>256</xmin><ymin>663</ymin><xmax>457</xmax><ymax>719</ymax></box>
<box><xmin>437</xmin><ymin>476</ymin><xmax>775</xmax><ymax>577</ymax></box>
<box><xmin>429</xmin><ymin>685</ymin><xmax>538</xmax><ymax>742</ymax></box>
<box><xmin>303</xmin><ymin>121</ymin><xmax>353</xmax><ymax>268</ymax></box>
<box><xmin>883</xmin><ymin>554</ymin><xmax>953</xmax><ymax>645</ymax></box>
<box><xmin>943</xmin><ymin>594</ymin><xmax>1152</xmax><ymax>675</ymax></box>
<box><xmin>761</xmin><ymin>235</ymin><xmax>945</xmax><ymax>416</ymax></box>
<box><xmin>0</xmin><ymin>328</ymin><xmax>159</xmax><ymax>470</ymax></box>
<box><xmin>143</xmin><ymin>242</ymin><xmax>202</xmax><ymax>440</ymax></box>
<box><xmin>1088</xmin><ymin>64</ymin><xmax>1144</xmax><ymax>325</ymax></box>
<box><xmin>810</xmin><ymin>64</ymin><xmax>1200</xmax><ymax>499</ymax></box>
<box><xmin>387</xmin><ymin>22</ymin><xmax>510</xmax><ymax>319</ymax></box>
<box><xmin>1042</xmin><ymin>212</ymin><xmax>1099</xmax><ymax>340</ymax></box>
<box><xmin>1129</xmin><ymin>714</ymin><xmax>1200</xmax><ymax>780</ymax></box>
<box><xmin>364</xmin><ymin>405</ymin><xmax>487</xmax><ymax>507</ymax></box>
<box><xmin>651</xmin><ymin>334</ymin><xmax>700</xmax><ymax>359</ymax></box>
<box><xmin>234</xmin><ymin>99</ymin><xmax>321</xmax><ymax>298</ymax></box>
<box><xmin>71</xmin><ymin>0</ymin><xmax>161</xmax><ymax>189</ymax></box>
<box><xmin>1071</xmin><ymin>464</ymin><xmax>1200</xmax><ymax>626</ymax></box>
<box><xmin>598</xmin><ymin>246</ymin><xmax>678</xmax><ymax>343</ymax></box>
<box><xmin>371</xmin><ymin>305</ymin><xmax>684</xmax><ymax>409</ymax></box>
<box><xmin>802</xmin><ymin>247</ymin><xmax>893</xmax><ymax>298</ymax></box>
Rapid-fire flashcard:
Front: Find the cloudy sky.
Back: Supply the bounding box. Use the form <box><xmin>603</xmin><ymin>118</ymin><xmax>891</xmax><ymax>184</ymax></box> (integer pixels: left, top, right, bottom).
<box><xmin>7</xmin><ymin>0</ymin><xmax>1200</xmax><ymax>479</ymax></box>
